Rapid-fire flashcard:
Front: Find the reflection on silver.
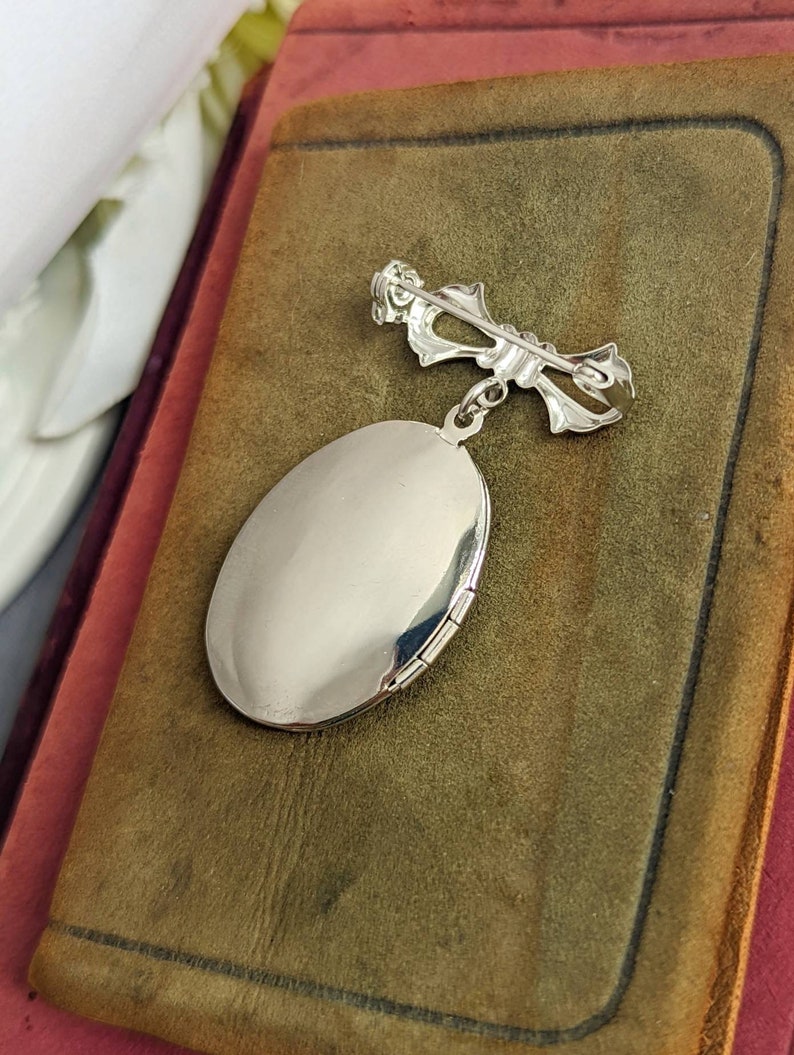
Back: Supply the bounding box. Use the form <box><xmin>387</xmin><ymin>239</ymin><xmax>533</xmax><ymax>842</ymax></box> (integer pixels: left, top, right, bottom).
<box><xmin>371</xmin><ymin>259</ymin><xmax>635</xmax><ymax>434</ymax></box>
<box><xmin>206</xmin><ymin>421</ymin><xmax>489</xmax><ymax>730</ymax></box>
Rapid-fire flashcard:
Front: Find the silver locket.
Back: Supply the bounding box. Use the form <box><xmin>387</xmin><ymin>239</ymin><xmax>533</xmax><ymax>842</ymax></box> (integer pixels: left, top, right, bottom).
<box><xmin>205</xmin><ymin>261</ymin><xmax>635</xmax><ymax>730</ymax></box>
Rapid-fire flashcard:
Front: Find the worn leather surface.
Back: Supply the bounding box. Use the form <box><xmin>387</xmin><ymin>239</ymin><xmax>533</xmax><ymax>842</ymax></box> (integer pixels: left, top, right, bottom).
<box><xmin>27</xmin><ymin>54</ymin><xmax>794</xmax><ymax>1055</ymax></box>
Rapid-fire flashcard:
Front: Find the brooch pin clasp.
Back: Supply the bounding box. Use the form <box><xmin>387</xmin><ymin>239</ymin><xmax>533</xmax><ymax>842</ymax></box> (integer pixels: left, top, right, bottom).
<box><xmin>372</xmin><ymin>259</ymin><xmax>635</xmax><ymax>435</ymax></box>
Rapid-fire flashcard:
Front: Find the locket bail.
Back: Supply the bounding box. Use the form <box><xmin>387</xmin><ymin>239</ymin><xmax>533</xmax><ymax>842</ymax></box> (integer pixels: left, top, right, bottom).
<box><xmin>439</xmin><ymin>376</ymin><xmax>509</xmax><ymax>447</ymax></box>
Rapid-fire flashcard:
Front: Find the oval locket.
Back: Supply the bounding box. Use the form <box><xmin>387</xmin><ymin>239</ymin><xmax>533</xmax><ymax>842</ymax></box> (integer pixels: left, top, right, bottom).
<box><xmin>206</xmin><ymin>419</ymin><xmax>489</xmax><ymax>730</ymax></box>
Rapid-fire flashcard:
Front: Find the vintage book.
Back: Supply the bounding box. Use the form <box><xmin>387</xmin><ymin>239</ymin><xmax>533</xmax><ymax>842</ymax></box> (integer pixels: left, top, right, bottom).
<box><xmin>29</xmin><ymin>54</ymin><xmax>794</xmax><ymax>1055</ymax></box>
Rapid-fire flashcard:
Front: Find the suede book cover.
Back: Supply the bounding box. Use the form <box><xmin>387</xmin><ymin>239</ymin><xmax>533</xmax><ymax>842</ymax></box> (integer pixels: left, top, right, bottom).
<box><xmin>30</xmin><ymin>56</ymin><xmax>794</xmax><ymax>1055</ymax></box>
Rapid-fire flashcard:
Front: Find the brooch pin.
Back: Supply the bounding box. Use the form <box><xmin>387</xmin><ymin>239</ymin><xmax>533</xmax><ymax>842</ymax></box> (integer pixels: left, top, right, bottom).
<box><xmin>206</xmin><ymin>261</ymin><xmax>635</xmax><ymax>730</ymax></box>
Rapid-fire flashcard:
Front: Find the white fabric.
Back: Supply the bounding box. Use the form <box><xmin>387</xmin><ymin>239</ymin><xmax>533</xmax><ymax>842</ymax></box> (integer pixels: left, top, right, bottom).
<box><xmin>0</xmin><ymin>242</ymin><xmax>118</xmax><ymax>607</ymax></box>
<box><xmin>35</xmin><ymin>89</ymin><xmax>206</xmax><ymax>437</ymax></box>
<box><xmin>0</xmin><ymin>0</ymin><xmax>252</xmax><ymax>609</ymax></box>
<box><xmin>0</xmin><ymin>0</ymin><xmax>249</xmax><ymax>313</ymax></box>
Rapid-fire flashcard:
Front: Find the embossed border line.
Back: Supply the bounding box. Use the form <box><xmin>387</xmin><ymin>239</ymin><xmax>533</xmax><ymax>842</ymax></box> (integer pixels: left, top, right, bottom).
<box><xmin>51</xmin><ymin>115</ymin><xmax>783</xmax><ymax>1046</ymax></box>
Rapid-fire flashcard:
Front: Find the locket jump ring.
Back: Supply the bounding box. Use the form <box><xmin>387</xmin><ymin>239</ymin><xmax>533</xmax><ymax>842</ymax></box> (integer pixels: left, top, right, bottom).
<box><xmin>458</xmin><ymin>376</ymin><xmax>509</xmax><ymax>422</ymax></box>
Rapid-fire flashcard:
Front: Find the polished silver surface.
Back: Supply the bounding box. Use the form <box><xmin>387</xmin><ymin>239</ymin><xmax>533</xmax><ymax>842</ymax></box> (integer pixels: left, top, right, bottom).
<box><xmin>372</xmin><ymin>259</ymin><xmax>635</xmax><ymax>433</ymax></box>
<box><xmin>206</xmin><ymin>420</ymin><xmax>489</xmax><ymax>730</ymax></box>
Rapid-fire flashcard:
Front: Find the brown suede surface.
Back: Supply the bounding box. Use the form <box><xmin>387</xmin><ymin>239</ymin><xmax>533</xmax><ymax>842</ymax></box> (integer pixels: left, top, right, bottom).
<box><xmin>31</xmin><ymin>56</ymin><xmax>794</xmax><ymax>1055</ymax></box>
